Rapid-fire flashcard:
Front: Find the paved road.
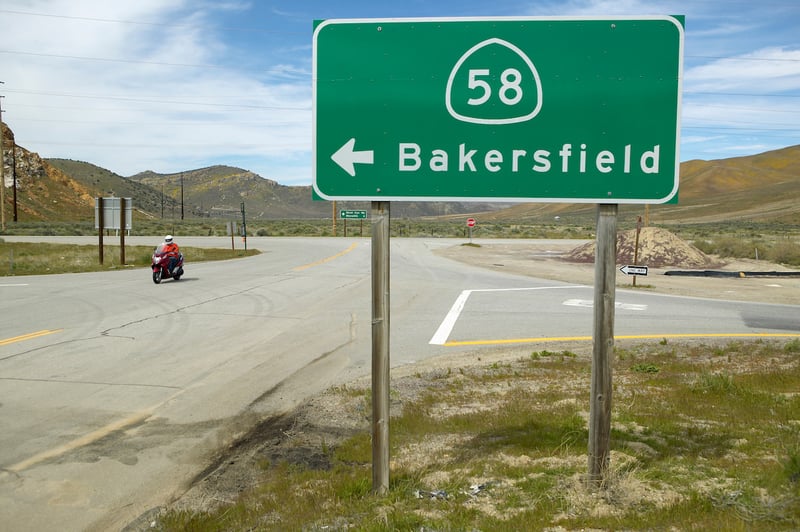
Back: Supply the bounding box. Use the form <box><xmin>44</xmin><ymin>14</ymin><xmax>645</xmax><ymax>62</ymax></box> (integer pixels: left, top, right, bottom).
<box><xmin>0</xmin><ymin>236</ymin><xmax>797</xmax><ymax>531</ymax></box>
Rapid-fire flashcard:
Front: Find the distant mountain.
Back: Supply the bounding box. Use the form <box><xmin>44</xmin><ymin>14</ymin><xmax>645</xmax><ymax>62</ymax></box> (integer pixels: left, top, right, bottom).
<box><xmin>474</xmin><ymin>144</ymin><xmax>800</xmax><ymax>226</ymax></box>
<box><xmin>1</xmin><ymin>119</ymin><xmax>799</xmax><ymax>225</ymax></box>
<box><xmin>661</xmin><ymin>145</ymin><xmax>800</xmax><ymax>224</ymax></box>
<box><xmin>47</xmin><ymin>159</ymin><xmax>178</xmax><ymax>218</ymax></box>
<box><xmin>128</xmin><ymin>166</ymin><xmax>327</xmax><ymax>219</ymax></box>
<box><xmin>126</xmin><ymin>166</ymin><xmax>511</xmax><ymax>219</ymax></box>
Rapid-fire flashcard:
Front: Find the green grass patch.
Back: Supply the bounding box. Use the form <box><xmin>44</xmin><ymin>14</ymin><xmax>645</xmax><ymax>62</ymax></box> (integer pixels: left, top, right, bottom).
<box><xmin>688</xmin><ymin>231</ymin><xmax>800</xmax><ymax>267</ymax></box>
<box><xmin>2</xmin><ymin>218</ymin><xmax>600</xmax><ymax>240</ymax></box>
<box><xmin>0</xmin><ymin>241</ymin><xmax>259</xmax><ymax>276</ymax></box>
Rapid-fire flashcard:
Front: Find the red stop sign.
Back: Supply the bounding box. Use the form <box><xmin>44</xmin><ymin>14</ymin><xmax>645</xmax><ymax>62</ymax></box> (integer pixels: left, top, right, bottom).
<box><xmin>466</xmin><ymin>218</ymin><xmax>476</xmax><ymax>227</ymax></box>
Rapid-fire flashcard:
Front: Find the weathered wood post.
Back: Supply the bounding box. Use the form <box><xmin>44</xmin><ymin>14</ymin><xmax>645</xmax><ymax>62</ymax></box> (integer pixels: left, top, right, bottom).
<box><xmin>97</xmin><ymin>197</ymin><xmax>104</xmax><ymax>265</ymax></box>
<box><xmin>588</xmin><ymin>203</ymin><xmax>618</xmax><ymax>483</ymax></box>
<box><xmin>371</xmin><ymin>200</ymin><xmax>390</xmax><ymax>494</ymax></box>
<box><xmin>120</xmin><ymin>197</ymin><xmax>126</xmax><ymax>265</ymax></box>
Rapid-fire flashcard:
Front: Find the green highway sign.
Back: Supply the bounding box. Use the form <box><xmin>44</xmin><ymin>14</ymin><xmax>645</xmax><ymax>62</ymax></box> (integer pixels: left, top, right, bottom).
<box><xmin>313</xmin><ymin>16</ymin><xmax>684</xmax><ymax>203</ymax></box>
<box><xmin>340</xmin><ymin>209</ymin><xmax>368</xmax><ymax>219</ymax></box>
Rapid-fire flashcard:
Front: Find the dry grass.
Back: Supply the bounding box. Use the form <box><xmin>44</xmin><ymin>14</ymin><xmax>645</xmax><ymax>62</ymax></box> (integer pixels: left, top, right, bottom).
<box><xmin>158</xmin><ymin>339</ymin><xmax>800</xmax><ymax>531</ymax></box>
<box><xmin>0</xmin><ymin>241</ymin><xmax>259</xmax><ymax>275</ymax></box>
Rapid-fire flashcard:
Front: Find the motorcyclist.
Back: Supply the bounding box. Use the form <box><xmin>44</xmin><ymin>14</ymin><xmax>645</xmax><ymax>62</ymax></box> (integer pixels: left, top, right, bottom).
<box><xmin>161</xmin><ymin>235</ymin><xmax>180</xmax><ymax>274</ymax></box>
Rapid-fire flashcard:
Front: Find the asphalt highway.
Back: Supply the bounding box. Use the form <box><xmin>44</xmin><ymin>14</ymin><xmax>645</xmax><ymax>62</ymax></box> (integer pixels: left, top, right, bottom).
<box><xmin>1</xmin><ymin>236</ymin><xmax>797</xmax><ymax>530</ymax></box>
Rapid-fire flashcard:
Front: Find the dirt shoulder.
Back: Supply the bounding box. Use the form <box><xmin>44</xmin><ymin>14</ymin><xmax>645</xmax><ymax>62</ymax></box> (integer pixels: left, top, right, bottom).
<box><xmin>434</xmin><ymin>240</ymin><xmax>800</xmax><ymax>306</ymax></box>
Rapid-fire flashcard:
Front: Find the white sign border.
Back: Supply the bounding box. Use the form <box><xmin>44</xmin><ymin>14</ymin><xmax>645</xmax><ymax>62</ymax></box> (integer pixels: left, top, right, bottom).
<box><xmin>313</xmin><ymin>15</ymin><xmax>684</xmax><ymax>204</ymax></box>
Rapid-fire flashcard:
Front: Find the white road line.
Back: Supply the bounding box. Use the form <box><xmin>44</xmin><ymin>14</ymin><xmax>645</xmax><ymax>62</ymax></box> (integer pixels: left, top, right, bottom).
<box><xmin>429</xmin><ymin>290</ymin><xmax>473</xmax><ymax>345</ymax></box>
<box><xmin>429</xmin><ymin>285</ymin><xmax>584</xmax><ymax>345</ymax></box>
<box><xmin>563</xmin><ymin>299</ymin><xmax>648</xmax><ymax>311</ymax></box>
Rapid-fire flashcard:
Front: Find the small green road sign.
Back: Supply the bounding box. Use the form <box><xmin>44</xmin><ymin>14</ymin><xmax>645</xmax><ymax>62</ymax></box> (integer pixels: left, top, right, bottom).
<box><xmin>313</xmin><ymin>16</ymin><xmax>683</xmax><ymax>203</ymax></box>
<box><xmin>340</xmin><ymin>209</ymin><xmax>368</xmax><ymax>219</ymax></box>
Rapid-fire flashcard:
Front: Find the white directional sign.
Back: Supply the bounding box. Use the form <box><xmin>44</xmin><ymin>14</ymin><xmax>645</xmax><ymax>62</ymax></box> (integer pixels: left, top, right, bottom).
<box><xmin>620</xmin><ymin>265</ymin><xmax>648</xmax><ymax>276</ymax></box>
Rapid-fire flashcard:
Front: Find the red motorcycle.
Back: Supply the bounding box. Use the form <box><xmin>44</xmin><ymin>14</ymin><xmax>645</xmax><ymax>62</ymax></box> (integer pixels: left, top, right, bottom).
<box><xmin>151</xmin><ymin>244</ymin><xmax>184</xmax><ymax>284</ymax></box>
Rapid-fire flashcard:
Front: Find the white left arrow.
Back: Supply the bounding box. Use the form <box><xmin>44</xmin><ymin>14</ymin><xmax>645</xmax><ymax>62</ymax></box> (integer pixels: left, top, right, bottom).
<box><xmin>619</xmin><ymin>265</ymin><xmax>648</xmax><ymax>276</ymax></box>
<box><xmin>331</xmin><ymin>138</ymin><xmax>374</xmax><ymax>177</ymax></box>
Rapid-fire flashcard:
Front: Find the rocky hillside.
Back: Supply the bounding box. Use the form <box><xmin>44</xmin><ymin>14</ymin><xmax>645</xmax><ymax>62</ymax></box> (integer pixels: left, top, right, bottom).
<box><xmin>1</xmin><ymin>123</ymin><xmax>96</xmax><ymax>221</ymax></box>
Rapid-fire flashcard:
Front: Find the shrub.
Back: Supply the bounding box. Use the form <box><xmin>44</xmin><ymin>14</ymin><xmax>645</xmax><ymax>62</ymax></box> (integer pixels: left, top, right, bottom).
<box><xmin>766</xmin><ymin>240</ymin><xmax>800</xmax><ymax>266</ymax></box>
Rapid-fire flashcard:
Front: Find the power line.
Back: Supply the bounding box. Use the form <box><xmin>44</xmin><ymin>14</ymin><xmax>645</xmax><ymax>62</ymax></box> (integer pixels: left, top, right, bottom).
<box><xmin>0</xmin><ymin>49</ymin><xmax>311</xmax><ymax>78</ymax></box>
<box><xmin>12</xmin><ymin>116</ymin><xmax>305</xmax><ymax>127</ymax></box>
<box><xmin>3</xmin><ymin>47</ymin><xmax>797</xmax><ymax>72</ymax></box>
<box><xmin>686</xmin><ymin>91</ymin><xmax>800</xmax><ymax>98</ymax></box>
<box><xmin>0</xmin><ymin>49</ymin><xmax>229</xmax><ymax>70</ymax></box>
<box><xmin>1</xmin><ymin>88</ymin><xmax>311</xmax><ymax>111</ymax></box>
<box><xmin>0</xmin><ymin>8</ymin><xmax>305</xmax><ymax>35</ymax></box>
<box><xmin>11</xmin><ymin>139</ymin><xmax>299</xmax><ymax>149</ymax></box>
<box><xmin>685</xmin><ymin>104</ymin><xmax>800</xmax><ymax>115</ymax></box>
<box><xmin>687</xmin><ymin>54</ymin><xmax>800</xmax><ymax>63</ymax></box>
<box><xmin>682</xmin><ymin>126</ymin><xmax>800</xmax><ymax>135</ymax></box>
<box><xmin>683</xmin><ymin>121</ymin><xmax>800</xmax><ymax>130</ymax></box>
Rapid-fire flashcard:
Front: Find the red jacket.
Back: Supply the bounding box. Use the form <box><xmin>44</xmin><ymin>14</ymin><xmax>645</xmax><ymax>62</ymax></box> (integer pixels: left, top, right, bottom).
<box><xmin>162</xmin><ymin>242</ymin><xmax>179</xmax><ymax>256</ymax></box>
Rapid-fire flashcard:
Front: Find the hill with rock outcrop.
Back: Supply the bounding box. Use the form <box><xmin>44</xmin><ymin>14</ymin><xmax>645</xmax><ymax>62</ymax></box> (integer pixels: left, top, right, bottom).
<box><xmin>0</xmin><ymin>122</ymin><xmax>96</xmax><ymax>221</ymax></box>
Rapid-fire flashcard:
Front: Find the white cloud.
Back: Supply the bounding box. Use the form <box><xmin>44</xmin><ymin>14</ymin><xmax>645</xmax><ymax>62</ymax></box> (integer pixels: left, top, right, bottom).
<box><xmin>527</xmin><ymin>0</ymin><xmax>678</xmax><ymax>17</ymax></box>
<box><xmin>2</xmin><ymin>0</ymin><xmax>798</xmax><ymax>182</ymax></box>
<box><xmin>1</xmin><ymin>0</ymin><xmax>311</xmax><ymax>182</ymax></box>
<box><xmin>685</xmin><ymin>47</ymin><xmax>800</xmax><ymax>93</ymax></box>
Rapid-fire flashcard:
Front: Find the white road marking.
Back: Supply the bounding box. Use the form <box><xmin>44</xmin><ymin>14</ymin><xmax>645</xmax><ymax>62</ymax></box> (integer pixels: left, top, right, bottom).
<box><xmin>429</xmin><ymin>290</ymin><xmax>473</xmax><ymax>345</ymax></box>
<box><xmin>562</xmin><ymin>299</ymin><xmax>648</xmax><ymax>311</ymax></box>
<box><xmin>429</xmin><ymin>285</ymin><xmax>584</xmax><ymax>345</ymax></box>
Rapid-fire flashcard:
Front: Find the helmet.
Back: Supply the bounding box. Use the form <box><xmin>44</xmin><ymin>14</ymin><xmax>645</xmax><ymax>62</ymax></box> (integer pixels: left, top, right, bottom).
<box><xmin>164</xmin><ymin>235</ymin><xmax>173</xmax><ymax>243</ymax></box>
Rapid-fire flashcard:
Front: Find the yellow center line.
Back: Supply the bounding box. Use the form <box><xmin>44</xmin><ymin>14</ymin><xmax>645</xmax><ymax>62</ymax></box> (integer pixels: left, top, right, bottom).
<box><xmin>2</xmin><ymin>388</ymin><xmax>186</xmax><ymax>475</ymax></box>
<box><xmin>0</xmin><ymin>329</ymin><xmax>63</xmax><ymax>347</ymax></box>
<box><xmin>293</xmin><ymin>242</ymin><xmax>359</xmax><ymax>271</ymax></box>
<box><xmin>444</xmin><ymin>332</ymin><xmax>800</xmax><ymax>347</ymax></box>
<box><xmin>4</xmin><ymin>412</ymin><xmax>152</xmax><ymax>474</ymax></box>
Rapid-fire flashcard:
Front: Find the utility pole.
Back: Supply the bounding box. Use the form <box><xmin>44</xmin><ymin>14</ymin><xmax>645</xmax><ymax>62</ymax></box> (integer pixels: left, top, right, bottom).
<box><xmin>12</xmin><ymin>137</ymin><xmax>17</xmax><ymax>222</ymax></box>
<box><xmin>240</xmin><ymin>202</ymin><xmax>247</xmax><ymax>251</ymax></box>
<box><xmin>180</xmin><ymin>173</ymin><xmax>184</xmax><ymax>220</ymax></box>
<box><xmin>0</xmin><ymin>80</ymin><xmax>5</xmax><ymax>231</ymax></box>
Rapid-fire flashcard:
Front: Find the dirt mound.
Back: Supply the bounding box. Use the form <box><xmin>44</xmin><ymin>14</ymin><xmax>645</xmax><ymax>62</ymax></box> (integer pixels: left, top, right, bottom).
<box><xmin>564</xmin><ymin>227</ymin><xmax>715</xmax><ymax>269</ymax></box>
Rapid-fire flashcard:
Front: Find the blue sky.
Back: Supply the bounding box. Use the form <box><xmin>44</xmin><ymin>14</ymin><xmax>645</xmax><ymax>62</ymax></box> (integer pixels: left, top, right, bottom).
<box><xmin>0</xmin><ymin>0</ymin><xmax>798</xmax><ymax>186</ymax></box>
